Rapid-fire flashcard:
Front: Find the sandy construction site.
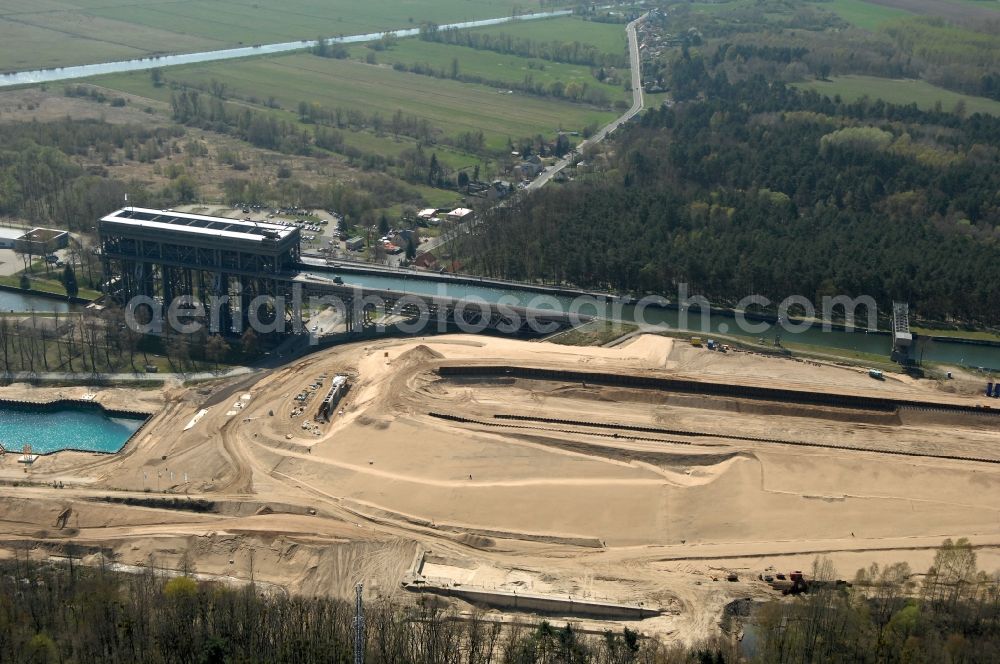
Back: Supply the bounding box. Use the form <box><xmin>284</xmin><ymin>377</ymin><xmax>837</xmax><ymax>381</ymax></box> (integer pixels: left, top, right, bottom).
<box><xmin>2</xmin><ymin>333</ymin><xmax>1000</xmax><ymax>643</ymax></box>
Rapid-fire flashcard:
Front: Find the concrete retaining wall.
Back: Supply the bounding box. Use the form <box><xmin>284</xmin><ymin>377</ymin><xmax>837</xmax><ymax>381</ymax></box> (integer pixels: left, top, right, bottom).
<box><xmin>406</xmin><ymin>583</ymin><xmax>658</xmax><ymax>620</ymax></box>
<box><xmin>436</xmin><ymin>365</ymin><xmax>1000</xmax><ymax>417</ymax></box>
<box><xmin>0</xmin><ymin>397</ymin><xmax>152</xmax><ymax>456</ymax></box>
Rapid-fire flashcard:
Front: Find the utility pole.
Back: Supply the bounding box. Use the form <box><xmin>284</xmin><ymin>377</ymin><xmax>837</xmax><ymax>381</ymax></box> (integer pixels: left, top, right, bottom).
<box><xmin>353</xmin><ymin>582</ymin><xmax>365</xmax><ymax>664</ymax></box>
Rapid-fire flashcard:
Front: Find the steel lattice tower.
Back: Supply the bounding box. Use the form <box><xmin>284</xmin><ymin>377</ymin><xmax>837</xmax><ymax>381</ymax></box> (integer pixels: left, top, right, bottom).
<box><xmin>353</xmin><ymin>583</ymin><xmax>365</xmax><ymax>664</ymax></box>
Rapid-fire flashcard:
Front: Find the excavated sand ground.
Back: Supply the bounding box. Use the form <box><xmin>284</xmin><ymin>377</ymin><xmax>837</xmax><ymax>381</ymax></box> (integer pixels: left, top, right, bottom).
<box><xmin>1</xmin><ymin>334</ymin><xmax>999</xmax><ymax>643</ymax></box>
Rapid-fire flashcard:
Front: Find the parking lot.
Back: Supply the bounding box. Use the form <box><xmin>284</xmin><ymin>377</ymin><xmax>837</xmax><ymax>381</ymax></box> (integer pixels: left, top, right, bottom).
<box><xmin>175</xmin><ymin>204</ymin><xmax>344</xmax><ymax>254</ymax></box>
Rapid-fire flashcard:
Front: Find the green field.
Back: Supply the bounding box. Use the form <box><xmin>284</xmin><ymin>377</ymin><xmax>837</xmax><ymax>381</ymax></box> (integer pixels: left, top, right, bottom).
<box><xmin>91</xmin><ymin>53</ymin><xmax>615</xmax><ymax>149</ymax></box>
<box><xmin>953</xmin><ymin>0</ymin><xmax>1000</xmax><ymax>9</ymax></box>
<box><xmin>687</xmin><ymin>0</ymin><xmax>755</xmax><ymax>14</ymax></box>
<box><xmin>950</xmin><ymin>0</ymin><xmax>1000</xmax><ymax>7</ymax></box>
<box><xmin>686</xmin><ymin>0</ymin><xmax>910</xmax><ymax>30</ymax></box>
<box><xmin>798</xmin><ymin>75</ymin><xmax>1000</xmax><ymax>116</ymax></box>
<box><xmin>549</xmin><ymin>320</ymin><xmax>638</xmax><ymax>346</ymax></box>
<box><xmin>336</xmin><ymin>127</ymin><xmax>480</xmax><ymax>171</ymax></box>
<box><xmin>807</xmin><ymin>0</ymin><xmax>913</xmax><ymax>31</ymax></box>
<box><xmin>466</xmin><ymin>16</ymin><xmax>627</xmax><ymax>55</ymax></box>
<box><xmin>911</xmin><ymin>326</ymin><xmax>1000</xmax><ymax>342</ymax></box>
<box><xmin>350</xmin><ymin>39</ymin><xmax>628</xmax><ymax>104</ymax></box>
<box><xmin>0</xmin><ymin>0</ymin><xmax>555</xmax><ymax>72</ymax></box>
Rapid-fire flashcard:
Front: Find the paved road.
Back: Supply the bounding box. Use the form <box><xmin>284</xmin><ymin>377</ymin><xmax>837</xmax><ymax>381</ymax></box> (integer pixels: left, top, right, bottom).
<box><xmin>418</xmin><ymin>13</ymin><xmax>647</xmax><ymax>256</ymax></box>
<box><xmin>526</xmin><ymin>13</ymin><xmax>646</xmax><ymax>191</ymax></box>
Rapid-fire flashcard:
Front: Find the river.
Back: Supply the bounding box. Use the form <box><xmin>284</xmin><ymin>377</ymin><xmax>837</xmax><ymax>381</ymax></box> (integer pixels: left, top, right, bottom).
<box><xmin>0</xmin><ymin>10</ymin><xmax>571</xmax><ymax>87</ymax></box>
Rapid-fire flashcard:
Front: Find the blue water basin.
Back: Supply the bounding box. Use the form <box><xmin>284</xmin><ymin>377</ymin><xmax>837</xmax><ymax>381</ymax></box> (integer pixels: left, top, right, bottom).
<box><xmin>0</xmin><ymin>401</ymin><xmax>146</xmax><ymax>454</ymax></box>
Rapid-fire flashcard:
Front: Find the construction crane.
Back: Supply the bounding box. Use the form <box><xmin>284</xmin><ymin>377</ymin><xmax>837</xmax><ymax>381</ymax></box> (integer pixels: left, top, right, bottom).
<box><xmin>353</xmin><ymin>582</ymin><xmax>365</xmax><ymax>664</ymax></box>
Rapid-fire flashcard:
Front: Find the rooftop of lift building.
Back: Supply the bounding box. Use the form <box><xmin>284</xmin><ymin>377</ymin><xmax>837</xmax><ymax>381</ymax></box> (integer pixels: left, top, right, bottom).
<box><xmin>100</xmin><ymin>207</ymin><xmax>299</xmax><ymax>243</ymax></box>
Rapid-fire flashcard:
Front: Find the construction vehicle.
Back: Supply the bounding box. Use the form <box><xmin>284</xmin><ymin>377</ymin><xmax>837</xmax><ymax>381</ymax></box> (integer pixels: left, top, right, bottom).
<box><xmin>765</xmin><ymin>570</ymin><xmax>811</xmax><ymax>595</ymax></box>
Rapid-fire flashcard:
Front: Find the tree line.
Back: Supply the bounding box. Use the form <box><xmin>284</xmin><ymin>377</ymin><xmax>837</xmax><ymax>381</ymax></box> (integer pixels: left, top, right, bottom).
<box><xmin>0</xmin><ymin>307</ymin><xmax>257</xmax><ymax>375</ymax></box>
<box><xmin>296</xmin><ymin>100</ymin><xmax>439</xmax><ymax>146</ymax></box>
<box><xmin>390</xmin><ymin>59</ymin><xmax>616</xmax><ymax>108</ymax></box>
<box><xmin>752</xmin><ymin>538</ymin><xmax>1000</xmax><ymax>663</ymax></box>
<box><xmin>883</xmin><ymin>17</ymin><xmax>1000</xmax><ymax>102</ymax></box>
<box><xmin>1</xmin><ymin>538</ymin><xmax>997</xmax><ymax>662</ymax></box>
<box><xmin>171</xmin><ymin>90</ymin><xmax>312</xmax><ymax>155</ymax></box>
<box><xmin>420</xmin><ymin>23</ymin><xmax>629</xmax><ymax>70</ymax></box>
<box><xmin>0</xmin><ymin>554</ymin><xmax>727</xmax><ymax>664</ymax></box>
<box><xmin>170</xmin><ymin>89</ymin><xmax>484</xmax><ymax>190</ymax></box>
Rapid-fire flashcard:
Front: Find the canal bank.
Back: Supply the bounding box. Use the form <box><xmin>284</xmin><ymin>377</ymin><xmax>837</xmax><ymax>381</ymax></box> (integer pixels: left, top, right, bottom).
<box><xmin>307</xmin><ymin>260</ymin><xmax>621</xmax><ymax>302</ymax></box>
<box><xmin>304</xmin><ymin>264</ymin><xmax>1000</xmax><ymax>369</ymax></box>
<box><xmin>307</xmin><ymin>261</ymin><xmax>887</xmax><ymax>332</ymax></box>
<box><xmin>308</xmin><ymin>261</ymin><xmax>894</xmax><ymax>328</ymax></box>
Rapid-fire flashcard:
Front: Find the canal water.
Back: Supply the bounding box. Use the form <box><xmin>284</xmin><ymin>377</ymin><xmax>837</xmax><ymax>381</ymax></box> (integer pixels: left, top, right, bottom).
<box><xmin>0</xmin><ymin>289</ymin><xmax>75</xmax><ymax>314</ymax></box>
<box><xmin>319</xmin><ymin>270</ymin><xmax>1000</xmax><ymax>370</ymax></box>
<box><xmin>0</xmin><ymin>10</ymin><xmax>571</xmax><ymax>87</ymax></box>
<box><xmin>0</xmin><ymin>402</ymin><xmax>145</xmax><ymax>454</ymax></box>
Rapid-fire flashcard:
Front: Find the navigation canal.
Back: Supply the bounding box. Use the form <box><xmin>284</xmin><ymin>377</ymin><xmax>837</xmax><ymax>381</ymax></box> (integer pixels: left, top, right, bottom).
<box><xmin>0</xmin><ymin>10</ymin><xmax>571</xmax><ymax>87</ymax></box>
<box><xmin>317</xmin><ymin>269</ymin><xmax>1000</xmax><ymax>370</ymax></box>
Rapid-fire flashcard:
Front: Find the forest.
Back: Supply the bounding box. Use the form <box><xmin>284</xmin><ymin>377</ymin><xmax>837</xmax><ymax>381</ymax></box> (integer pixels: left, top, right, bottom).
<box><xmin>642</xmin><ymin>1</ymin><xmax>1000</xmax><ymax>103</ymax></box>
<box><xmin>0</xmin><ymin>538</ymin><xmax>997</xmax><ymax>663</ymax></box>
<box><xmin>0</xmin><ymin>553</ymin><xmax>722</xmax><ymax>664</ymax></box>
<box><xmin>0</xmin><ymin>113</ymin><xmax>437</xmax><ymax>239</ymax></box>
<box><xmin>751</xmin><ymin>538</ymin><xmax>1000</xmax><ymax>663</ymax></box>
<box><xmin>0</xmin><ymin>119</ymin><xmax>184</xmax><ymax>230</ymax></box>
<box><xmin>456</xmin><ymin>72</ymin><xmax>1000</xmax><ymax>324</ymax></box>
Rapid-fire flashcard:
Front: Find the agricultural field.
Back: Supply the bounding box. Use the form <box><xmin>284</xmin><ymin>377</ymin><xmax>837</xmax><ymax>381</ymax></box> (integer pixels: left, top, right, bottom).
<box><xmin>797</xmin><ymin>75</ymin><xmax>1000</xmax><ymax>116</ymax></box>
<box><xmin>687</xmin><ymin>0</ymin><xmax>757</xmax><ymax>14</ymax></box>
<box><xmin>806</xmin><ymin>0</ymin><xmax>1000</xmax><ymax>30</ymax></box>
<box><xmin>0</xmin><ymin>0</ymin><xmax>552</xmax><ymax>72</ymax></box>
<box><xmin>90</xmin><ymin>52</ymin><xmax>616</xmax><ymax>150</ymax></box>
<box><xmin>0</xmin><ymin>19</ymin><xmax>148</xmax><ymax>73</ymax></box>
<box><xmin>806</xmin><ymin>0</ymin><xmax>913</xmax><ymax>30</ymax></box>
<box><xmin>858</xmin><ymin>0</ymin><xmax>1000</xmax><ymax>23</ymax></box>
<box><xmin>466</xmin><ymin>15</ymin><xmax>628</xmax><ymax>55</ymax></box>
<box><xmin>348</xmin><ymin>38</ymin><xmax>630</xmax><ymax>105</ymax></box>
